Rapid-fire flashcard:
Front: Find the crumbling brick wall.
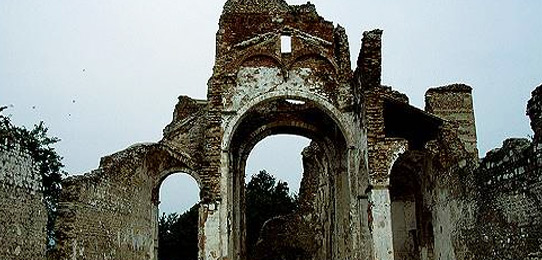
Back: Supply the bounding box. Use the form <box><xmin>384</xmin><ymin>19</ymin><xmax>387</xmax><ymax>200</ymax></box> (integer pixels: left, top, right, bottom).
<box><xmin>55</xmin><ymin>145</ymin><xmax>161</xmax><ymax>260</ymax></box>
<box><xmin>53</xmin><ymin>96</ymin><xmax>207</xmax><ymax>260</ymax></box>
<box><xmin>460</xmin><ymin>85</ymin><xmax>542</xmax><ymax>260</ymax></box>
<box><xmin>425</xmin><ymin>84</ymin><xmax>478</xmax><ymax>157</ymax></box>
<box><xmin>425</xmin><ymin>84</ymin><xmax>542</xmax><ymax>260</ymax></box>
<box><xmin>253</xmin><ymin>142</ymin><xmax>332</xmax><ymax>260</ymax></box>
<box><xmin>54</xmin><ymin>144</ymin><xmax>203</xmax><ymax>260</ymax></box>
<box><xmin>0</xmin><ymin>143</ymin><xmax>46</xmax><ymax>260</ymax></box>
<box><xmin>46</xmin><ymin>0</ymin><xmax>542</xmax><ymax>258</ymax></box>
<box><xmin>469</xmin><ymin>138</ymin><xmax>542</xmax><ymax>259</ymax></box>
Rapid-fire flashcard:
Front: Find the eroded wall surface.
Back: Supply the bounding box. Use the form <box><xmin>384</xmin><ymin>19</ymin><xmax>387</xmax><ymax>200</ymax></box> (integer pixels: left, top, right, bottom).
<box><xmin>54</xmin><ymin>142</ymin><xmax>205</xmax><ymax>260</ymax></box>
<box><xmin>0</xmin><ymin>143</ymin><xmax>46</xmax><ymax>260</ymax></box>
<box><xmin>470</xmin><ymin>137</ymin><xmax>542</xmax><ymax>259</ymax></box>
<box><xmin>46</xmin><ymin>0</ymin><xmax>542</xmax><ymax>259</ymax></box>
<box><xmin>426</xmin><ymin>85</ymin><xmax>542</xmax><ymax>260</ymax></box>
<box><xmin>55</xmin><ymin>145</ymin><xmax>158</xmax><ymax>260</ymax></box>
<box><xmin>460</xmin><ymin>85</ymin><xmax>542</xmax><ymax>260</ymax></box>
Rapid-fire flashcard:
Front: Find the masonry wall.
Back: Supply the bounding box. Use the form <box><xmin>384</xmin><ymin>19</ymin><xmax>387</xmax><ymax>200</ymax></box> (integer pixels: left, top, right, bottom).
<box><xmin>421</xmin><ymin>86</ymin><xmax>479</xmax><ymax>260</ymax></box>
<box><xmin>55</xmin><ymin>145</ymin><xmax>156</xmax><ymax>260</ymax></box>
<box><xmin>459</xmin><ymin>85</ymin><xmax>542</xmax><ymax>260</ymax></box>
<box><xmin>428</xmin><ymin>84</ymin><xmax>542</xmax><ymax>260</ymax></box>
<box><xmin>468</xmin><ymin>137</ymin><xmax>542</xmax><ymax>259</ymax></box>
<box><xmin>425</xmin><ymin>84</ymin><xmax>478</xmax><ymax>157</ymax></box>
<box><xmin>0</xmin><ymin>143</ymin><xmax>47</xmax><ymax>260</ymax></box>
<box><xmin>54</xmin><ymin>143</ymin><xmax>199</xmax><ymax>260</ymax></box>
<box><xmin>429</xmin><ymin>148</ymin><xmax>478</xmax><ymax>260</ymax></box>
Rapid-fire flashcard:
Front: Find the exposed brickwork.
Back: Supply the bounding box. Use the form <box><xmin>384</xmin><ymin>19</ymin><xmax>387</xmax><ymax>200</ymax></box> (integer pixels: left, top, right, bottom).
<box><xmin>254</xmin><ymin>142</ymin><xmax>331</xmax><ymax>260</ymax></box>
<box><xmin>426</xmin><ymin>84</ymin><xmax>479</xmax><ymax>158</ymax></box>
<box><xmin>459</xmin><ymin>86</ymin><xmax>542</xmax><ymax>259</ymax></box>
<box><xmin>54</xmin><ymin>140</ymin><xmax>205</xmax><ymax>260</ymax></box>
<box><xmin>528</xmin><ymin>85</ymin><xmax>542</xmax><ymax>141</ymax></box>
<box><xmin>0</xmin><ymin>143</ymin><xmax>46</xmax><ymax>260</ymax></box>
<box><xmin>13</xmin><ymin>1</ymin><xmax>538</xmax><ymax>260</ymax></box>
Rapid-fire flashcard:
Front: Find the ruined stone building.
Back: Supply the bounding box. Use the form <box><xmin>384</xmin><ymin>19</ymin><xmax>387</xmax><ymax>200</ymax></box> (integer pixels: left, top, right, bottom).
<box><xmin>1</xmin><ymin>1</ymin><xmax>541</xmax><ymax>260</ymax></box>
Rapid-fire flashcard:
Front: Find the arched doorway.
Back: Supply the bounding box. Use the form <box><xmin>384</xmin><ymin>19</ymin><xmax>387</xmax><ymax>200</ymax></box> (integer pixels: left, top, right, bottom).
<box><xmin>389</xmin><ymin>152</ymin><xmax>434</xmax><ymax>260</ymax></box>
<box><xmin>244</xmin><ymin>134</ymin><xmax>309</xmax><ymax>258</ymax></box>
<box><xmin>154</xmin><ymin>172</ymin><xmax>201</xmax><ymax>260</ymax></box>
<box><xmin>225</xmin><ymin>96</ymin><xmax>350</xmax><ymax>260</ymax></box>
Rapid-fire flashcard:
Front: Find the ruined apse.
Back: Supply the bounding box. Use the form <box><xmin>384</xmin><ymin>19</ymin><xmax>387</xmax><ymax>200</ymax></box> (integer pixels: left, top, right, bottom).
<box><xmin>41</xmin><ymin>1</ymin><xmax>542</xmax><ymax>260</ymax></box>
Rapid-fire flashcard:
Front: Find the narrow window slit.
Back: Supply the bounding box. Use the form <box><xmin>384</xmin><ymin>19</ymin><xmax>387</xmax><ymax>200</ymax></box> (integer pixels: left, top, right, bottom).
<box><xmin>281</xmin><ymin>35</ymin><xmax>292</xmax><ymax>53</ymax></box>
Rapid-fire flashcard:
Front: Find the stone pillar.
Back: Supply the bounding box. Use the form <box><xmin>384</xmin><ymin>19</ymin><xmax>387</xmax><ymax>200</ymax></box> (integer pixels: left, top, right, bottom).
<box><xmin>425</xmin><ymin>84</ymin><xmax>478</xmax><ymax>157</ymax></box>
<box><xmin>368</xmin><ymin>185</ymin><xmax>394</xmax><ymax>260</ymax></box>
<box><xmin>153</xmin><ymin>203</ymin><xmax>159</xmax><ymax>260</ymax></box>
<box><xmin>367</xmin><ymin>138</ymin><xmax>407</xmax><ymax>260</ymax></box>
<box><xmin>201</xmin><ymin>202</ymin><xmax>221</xmax><ymax>260</ymax></box>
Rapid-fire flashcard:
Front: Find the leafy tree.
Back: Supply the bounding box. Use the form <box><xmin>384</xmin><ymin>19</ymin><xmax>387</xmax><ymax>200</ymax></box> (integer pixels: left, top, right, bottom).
<box><xmin>246</xmin><ymin>170</ymin><xmax>297</xmax><ymax>257</ymax></box>
<box><xmin>0</xmin><ymin>109</ymin><xmax>66</xmax><ymax>250</ymax></box>
<box><xmin>157</xmin><ymin>170</ymin><xmax>296</xmax><ymax>260</ymax></box>
<box><xmin>159</xmin><ymin>204</ymin><xmax>199</xmax><ymax>260</ymax></box>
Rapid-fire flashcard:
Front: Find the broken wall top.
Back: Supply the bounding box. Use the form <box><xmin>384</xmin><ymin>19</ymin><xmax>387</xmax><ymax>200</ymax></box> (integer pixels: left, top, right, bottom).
<box><xmin>527</xmin><ymin>84</ymin><xmax>542</xmax><ymax>141</ymax></box>
<box><xmin>223</xmin><ymin>0</ymin><xmax>291</xmax><ymax>14</ymax></box>
<box><xmin>213</xmin><ymin>0</ymin><xmax>350</xmax><ymax>78</ymax></box>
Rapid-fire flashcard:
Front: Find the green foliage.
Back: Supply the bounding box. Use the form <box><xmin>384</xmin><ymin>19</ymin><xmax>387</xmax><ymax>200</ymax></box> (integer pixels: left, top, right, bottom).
<box><xmin>158</xmin><ymin>205</ymin><xmax>199</xmax><ymax>260</ymax></box>
<box><xmin>246</xmin><ymin>170</ymin><xmax>297</xmax><ymax>257</ymax></box>
<box><xmin>0</xmin><ymin>111</ymin><xmax>66</xmax><ymax>250</ymax></box>
<box><xmin>157</xmin><ymin>170</ymin><xmax>297</xmax><ymax>260</ymax></box>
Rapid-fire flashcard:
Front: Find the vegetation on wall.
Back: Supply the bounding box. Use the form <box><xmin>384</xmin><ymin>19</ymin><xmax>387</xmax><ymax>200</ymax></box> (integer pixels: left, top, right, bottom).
<box><xmin>0</xmin><ymin>107</ymin><xmax>66</xmax><ymax>251</ymax></box>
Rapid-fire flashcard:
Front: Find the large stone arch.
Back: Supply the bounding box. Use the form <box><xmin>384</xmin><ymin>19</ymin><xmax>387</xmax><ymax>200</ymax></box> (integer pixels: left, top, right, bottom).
<box><xmin>49</xmin><ymin>1</ymin><xmax>492</xmax><ymax>260</ymax></box>
<box><xmin>222</xmin><ymin>91</ymin><xmax>354</xmax><ymax>151</ymax></box>
<box><xmin>219</xmin><ymin>92</ymin><xmax>354</xmax><ymax>260</ymax></box>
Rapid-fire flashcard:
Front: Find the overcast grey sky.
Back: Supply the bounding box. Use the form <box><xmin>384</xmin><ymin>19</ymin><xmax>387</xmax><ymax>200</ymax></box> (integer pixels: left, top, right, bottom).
<box><xmin>1</xmin><ymin>0</ymin><xmax>541</xmax><ymax>214</ymax></box>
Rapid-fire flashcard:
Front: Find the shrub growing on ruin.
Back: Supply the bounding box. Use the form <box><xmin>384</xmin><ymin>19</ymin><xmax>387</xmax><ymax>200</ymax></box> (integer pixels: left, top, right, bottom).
<box><xmin>0</xmin><ymin>108</ymin><xmax>66</xmax><ymax>251</ymax></box>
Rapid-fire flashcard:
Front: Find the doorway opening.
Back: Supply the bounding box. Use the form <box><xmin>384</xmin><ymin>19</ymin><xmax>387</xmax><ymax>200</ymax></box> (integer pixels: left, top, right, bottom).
<box><xmin>157</xmin><ymin>172</ymin><xmax>200</xmax><ymax>260</ymax></box>
<box><xmin>390</xmin><ymin>152</ymin><xmax>434</xmax><ymax>260</ymax></box>
<box><xmin>244</xmin><ymin>135</ymin><xmax>310</xmax><ymax>258</ymax></box>
<box><xmin>227</xmin><ymin>97</ymin><xmax>349</xmax><ymax>260</ymax></box>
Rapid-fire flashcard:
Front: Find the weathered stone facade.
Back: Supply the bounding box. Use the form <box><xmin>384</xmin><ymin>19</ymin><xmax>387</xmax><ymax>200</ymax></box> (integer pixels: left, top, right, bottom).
<box><xmin>462</xmin><ymin>85</ymin><xmax>542</xmax><ymax>260</ymax></box>
<box><xmin>0</xmin><ymin>143</ymin><xmax>46</xmax><ymax>260</ymax></box>
<box><xmin>1</xmin><ymin>1</ymin><xmax>539</xmax><ymax>260</ymax></box>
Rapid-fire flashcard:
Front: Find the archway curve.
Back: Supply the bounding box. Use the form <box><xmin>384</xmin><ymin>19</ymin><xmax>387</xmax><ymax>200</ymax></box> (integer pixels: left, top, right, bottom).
<box><xmin>238</xmin><ymin>121</ymin><xmax>329</xmax><ymax>156</ymax></box>
<box><xmin>226</xmin><ymin>95</ymin><xmax>351</xmax><ymax>260</ymax></box>
<box><xmin>156</xmin><ymin>167</ymin><xmax>202</xmax><ymax>192</ymax></box>
<box><xmin>155</xmin><ymin>171</ymin><xmax>202</xmax><ymax>260</ymax></box>
<box><xmin>235</xmin><ymin>124</ymin><xmax>341</xmax><ymax>177</ymax></box>
<box><xmin>144</xmin><ymin>144</ymin><xmax>203</xmax><ymax>204</ymax></box>
<box><xmin>288</xmin><ymin>53</ymin><xmax>339</xmax><ymax>75</ymax></box>
<box><xmin>237</xmin><ymin>53</ymin><xmax>284</xmax><ymax>69</ymax></box>
<box><xmin>152</xmin><ymin>167</ymin><xmax>202</xmax><ymax>205</ymax></box>
<box><xmin>389</xmin><ymin>150</ymin><xmax>435</xmax><ymax>260</ymax></box>
<box><xmin>222</xmin><ymin>90</ymin><xmax>354</xmax><ymax>152</ymax></box>
<box><xmin>225</xmin><ymin>33</ymin><xmax>339</xmax><ymax>76</ymax></box>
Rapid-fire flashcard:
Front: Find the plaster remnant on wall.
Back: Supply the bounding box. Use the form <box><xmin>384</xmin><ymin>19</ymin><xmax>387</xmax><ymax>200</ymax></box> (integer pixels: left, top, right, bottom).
<box><xmin>2</xmin><ymin>1</ymin><xmax>540</xmax><ymax>260</ymax></box>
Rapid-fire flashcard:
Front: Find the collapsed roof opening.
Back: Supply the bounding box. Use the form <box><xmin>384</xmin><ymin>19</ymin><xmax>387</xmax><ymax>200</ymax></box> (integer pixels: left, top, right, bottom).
<box><xmin>384</xmin><ymin>99</ymin><xmax>443</xmax><ymax>150</ymax></box>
